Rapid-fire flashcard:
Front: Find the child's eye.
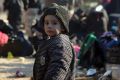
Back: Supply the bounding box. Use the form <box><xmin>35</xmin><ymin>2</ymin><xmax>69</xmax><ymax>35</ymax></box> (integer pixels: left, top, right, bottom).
<box><xmin>53</xmin><ymin>22</ymin><xmax>57</xmax><ymax>25</ymax></box>
<box><xmin>44</xmin><ymin>21</ymin><xmax>49</xmax><ymax>25</ymax></box>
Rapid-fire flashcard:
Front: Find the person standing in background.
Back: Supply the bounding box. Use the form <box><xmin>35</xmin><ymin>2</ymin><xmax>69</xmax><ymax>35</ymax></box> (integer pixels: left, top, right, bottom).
<box><xmin>24</xmin><ymin>0</ymin><xmax>42</xmax><ymax>37</ymax></box>
<box><xmin>3</xmin><ymin>0</ymin><xmax>27</xmax><ymax>32</ymax></box>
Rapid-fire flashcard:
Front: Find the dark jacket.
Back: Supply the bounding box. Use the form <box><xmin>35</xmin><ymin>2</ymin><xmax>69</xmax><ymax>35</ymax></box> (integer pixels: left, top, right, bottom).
<box><xmin>33</xmin><ymin>34</ymin><xmax>75</xmax><ymax>80</ymax></box>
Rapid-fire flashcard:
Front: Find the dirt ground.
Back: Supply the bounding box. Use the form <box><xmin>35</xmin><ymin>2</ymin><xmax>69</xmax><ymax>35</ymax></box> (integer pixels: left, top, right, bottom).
<box><xmin>0</xmin><ymin>58</ymin><xmax>120</xmax><ymax>80</ymax></box>
<box><xmin>0</xmin><ymin>58</ymin><xmax>34</xmax><ymax>78</ymax></box>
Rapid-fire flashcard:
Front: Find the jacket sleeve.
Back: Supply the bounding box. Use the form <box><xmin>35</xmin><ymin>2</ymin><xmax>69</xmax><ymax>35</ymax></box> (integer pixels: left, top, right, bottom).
<box><xmin>44</xmin><ymin>43</ymin><xmax>73</xmax><ymax>80</ymax></box>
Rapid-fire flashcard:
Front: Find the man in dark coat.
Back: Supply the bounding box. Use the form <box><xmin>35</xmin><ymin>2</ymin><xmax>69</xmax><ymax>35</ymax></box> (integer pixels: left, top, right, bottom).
<box><xmin>3</xmin><ymin>0</ymin><xmax>27</xmax><ymax>31</ymax></box>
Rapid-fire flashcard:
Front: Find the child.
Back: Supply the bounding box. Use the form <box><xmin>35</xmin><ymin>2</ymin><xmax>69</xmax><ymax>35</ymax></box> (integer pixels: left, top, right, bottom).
<box><xmin>33</xmin><ymin>3</ymin><xmax>75</xmax><ymax>80</ymax></box>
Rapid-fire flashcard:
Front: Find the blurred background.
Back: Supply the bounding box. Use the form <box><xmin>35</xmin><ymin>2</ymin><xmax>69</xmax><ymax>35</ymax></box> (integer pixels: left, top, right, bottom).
<box><xmin>0</xmin><ymin>0</ymin><xmax>120</xmax><ymax>80</ymax></box>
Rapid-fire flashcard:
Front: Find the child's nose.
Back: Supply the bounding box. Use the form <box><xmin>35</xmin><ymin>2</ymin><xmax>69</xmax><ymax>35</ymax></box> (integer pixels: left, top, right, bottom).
<box><xmin>47</xmin><ymin>24</ymin><xmax>52</xmax><ymax>28</ymax></box>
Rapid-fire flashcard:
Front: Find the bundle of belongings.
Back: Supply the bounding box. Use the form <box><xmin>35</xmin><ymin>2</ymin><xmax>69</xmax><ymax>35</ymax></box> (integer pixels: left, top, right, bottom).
<box><xmin>0</xmin><ymin>19</ymin><xmax>33</xmax><ymax>57</ymax></box>
<box><xmin>76</xmin><ymin>33</ymin><xmax>112</xmax><ymax>80</ymax></box>
<box><xmin>100</xmin><ymin>31</ymin><xmax>120</xmax><ymax>64</ymax></box>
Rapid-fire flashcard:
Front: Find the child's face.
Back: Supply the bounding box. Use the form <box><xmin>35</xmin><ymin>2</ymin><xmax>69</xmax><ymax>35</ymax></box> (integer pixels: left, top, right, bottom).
<box><xmin>44</xmin><ymin>15</ymin><xmax>62</xmax><ymax>37</ymax></box>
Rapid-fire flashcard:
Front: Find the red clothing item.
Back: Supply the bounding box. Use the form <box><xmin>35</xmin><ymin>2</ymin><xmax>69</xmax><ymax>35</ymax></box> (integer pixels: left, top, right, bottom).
<box><xmin>0</xmin><ymin>32</ymin><xmax>9</xmax><ymax>46</ymax></box>
<box><xmin>73</xmin><ymin>44</ymin><xmax>80</xmax><ymax>54</ymax></box>
<box><xmin>73</xmin><ymin>44</ymin><xmax>80</xmax><ymax>63</ymax></box>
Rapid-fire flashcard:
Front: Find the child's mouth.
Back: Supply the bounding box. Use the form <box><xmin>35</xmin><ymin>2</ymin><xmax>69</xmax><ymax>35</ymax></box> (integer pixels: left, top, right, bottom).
<box><xmin>47</xmin><ymin>30</ymin><xmax>53</xmax><ymax>34</ymax></box>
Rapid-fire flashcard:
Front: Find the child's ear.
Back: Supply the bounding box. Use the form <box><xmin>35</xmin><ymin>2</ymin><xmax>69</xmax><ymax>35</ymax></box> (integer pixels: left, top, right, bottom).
<box><xmin>61</xmin><ymin>28</ymin><xmax>66</xmax><ymax>34</ymax></box>
<box><xmin>61</xmin><ymin>29</ymin><xmax>65</xmax><ymax>32</ymax></box>
<box><xmin>60</xmin><ymin>25</ymin><xmax>66</xmax><ymax>33</ymax></box>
